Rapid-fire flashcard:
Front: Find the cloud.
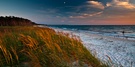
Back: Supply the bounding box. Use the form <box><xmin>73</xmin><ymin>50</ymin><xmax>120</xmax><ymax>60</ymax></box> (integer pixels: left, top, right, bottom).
<box><xmin>102</xmin><ymin>0</ymin><xmax>135</xmax><ymax>20</ymax></box>
<box><xmin>69</xmin><ymin>0</ymin><xmax>135</xmax><ymax>25</ymax></box>
<box><xmin>69</xmin><ymin>0</ymin><xmax>105</xmax><ymax>19</ymax></box>
<box><xmin>83</xmin><ymin>11</ymin><xmax>103</xmax><ymax>17</ymax></box>
<box><xmin>69</xmin><ymin>14</ymin><xmax>85</xmax><ymax>19</ymax></box>
<box><xmin>87</xmin><ymin>1</ymin><xmax>105</xmax><ymax>10</ymax></box>
<box><xmin>69</xmin><ymin>11</ymin><xmax>103</xmax><ymax>19</ymax></box>
<box><xmin>106</xmin><ymin>0</ymin><xmax>135</xmax><ymax>9</ymax></box>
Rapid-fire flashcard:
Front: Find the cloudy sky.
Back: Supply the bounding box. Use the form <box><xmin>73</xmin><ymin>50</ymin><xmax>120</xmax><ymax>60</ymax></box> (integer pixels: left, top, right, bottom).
<box><xmin>0</xmin><ymin>0</ymin><xmax>135</xmax><ymax>25</ymax></box>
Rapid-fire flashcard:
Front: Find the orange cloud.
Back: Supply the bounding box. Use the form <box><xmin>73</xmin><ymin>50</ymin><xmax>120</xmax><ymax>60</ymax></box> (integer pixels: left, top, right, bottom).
<box><xmin>107</xmin><ymin>0</ymin><xmax>135</xmax><ymax>9</ymax></box>
<box><xmin>87</xmin><ymin>1</ymin><xmax>105</xmax><ymax>10</ymax></box>
<box><xmin>69</xmin><ymin>11</ymin><xmax>103</xmax><ymax>19</ymax></box>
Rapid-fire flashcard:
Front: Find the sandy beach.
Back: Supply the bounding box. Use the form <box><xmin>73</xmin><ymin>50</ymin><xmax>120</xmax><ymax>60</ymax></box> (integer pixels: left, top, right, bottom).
<box><xmin>54</xmin><ymin>28</ymin><xmax>135</xmax><ymax>67</ymax></box>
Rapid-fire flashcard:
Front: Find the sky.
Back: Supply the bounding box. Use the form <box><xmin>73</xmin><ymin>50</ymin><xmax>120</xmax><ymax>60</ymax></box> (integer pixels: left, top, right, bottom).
<box><xmin>0</xmin><ymin>0</ymin><xmax>135</xmax><ymax>25</ymax></box>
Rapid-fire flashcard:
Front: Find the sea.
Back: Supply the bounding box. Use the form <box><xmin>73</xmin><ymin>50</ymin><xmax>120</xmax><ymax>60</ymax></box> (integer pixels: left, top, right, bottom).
<box><xmin>47</xmin><ymin>25</ymin><xmax>135</xmax><ymax>40</ymax></box>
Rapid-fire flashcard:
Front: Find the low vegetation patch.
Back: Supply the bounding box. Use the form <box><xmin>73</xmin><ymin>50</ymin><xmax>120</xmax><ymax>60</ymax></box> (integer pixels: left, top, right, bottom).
<box><xmin>0</xmin><ymin>26</ymin><xmax>107</xmax><ymax>67</ymax></box>
<box><xmin>0</xmin><ymin>16</ymin><xmax>36</xmax><ymax>26</ymax></box>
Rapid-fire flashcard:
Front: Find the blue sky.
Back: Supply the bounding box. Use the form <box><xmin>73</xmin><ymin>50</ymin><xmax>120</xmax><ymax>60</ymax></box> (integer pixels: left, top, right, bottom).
<box><xmin>0</xmin><ymin>0</ymin><xmax>135</xmax><ymax>25</ymax></box>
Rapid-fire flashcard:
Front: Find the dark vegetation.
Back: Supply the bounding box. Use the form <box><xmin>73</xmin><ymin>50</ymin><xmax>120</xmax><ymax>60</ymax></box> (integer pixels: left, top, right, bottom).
<box><xmin>0</xmin><ymin>16</ymin><xmax>36</xmax><ymax>26</ymax></box>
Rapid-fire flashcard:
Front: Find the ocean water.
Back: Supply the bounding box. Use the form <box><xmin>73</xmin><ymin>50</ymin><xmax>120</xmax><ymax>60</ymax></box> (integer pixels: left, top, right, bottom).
<box><xmin>48</xmin><ymin>25</ymin><xmax>135</xmax><ymax>40</ymax></box>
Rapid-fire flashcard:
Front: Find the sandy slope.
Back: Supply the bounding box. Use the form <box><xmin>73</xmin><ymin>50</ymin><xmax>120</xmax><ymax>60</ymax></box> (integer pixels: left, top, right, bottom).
<box><xmin>53</xmin><ymin>28</ymin><xmax>135</xmax><ymax>67</ymax></box>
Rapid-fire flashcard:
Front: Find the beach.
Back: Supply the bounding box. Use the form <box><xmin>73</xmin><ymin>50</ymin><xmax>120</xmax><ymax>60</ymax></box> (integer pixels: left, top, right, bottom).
<box><xmin>53</xmin><ymin>28</ymin><xmax>135</xmax><ymax>67</ymax></box>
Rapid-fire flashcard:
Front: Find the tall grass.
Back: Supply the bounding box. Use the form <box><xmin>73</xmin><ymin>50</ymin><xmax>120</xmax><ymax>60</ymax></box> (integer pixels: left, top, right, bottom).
<box><xmin>0</xmin><ymin>26</ymin><xmax>107</xmax><ymax>67</ymax></box>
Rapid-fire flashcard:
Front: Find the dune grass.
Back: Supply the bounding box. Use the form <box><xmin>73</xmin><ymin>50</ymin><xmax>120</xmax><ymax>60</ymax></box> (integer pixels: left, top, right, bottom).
<box><xmin>0</xmin><ymin>26</ymin><xmax>108</xmax><ymax>67</ymax></box>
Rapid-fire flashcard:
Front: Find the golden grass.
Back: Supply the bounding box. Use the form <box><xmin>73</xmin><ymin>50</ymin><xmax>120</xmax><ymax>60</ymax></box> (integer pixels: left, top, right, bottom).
<box><xmin>0</xmin><ymin>26</ymin><xmax>108</xmax><ymax>67</ymax></box>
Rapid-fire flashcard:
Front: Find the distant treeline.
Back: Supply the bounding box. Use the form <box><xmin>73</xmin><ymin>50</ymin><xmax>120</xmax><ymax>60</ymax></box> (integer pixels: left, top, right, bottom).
<box><xmin>0</xmin><ymin>16</ymin><xmax>36</xmax><ymax>26</ymax></box>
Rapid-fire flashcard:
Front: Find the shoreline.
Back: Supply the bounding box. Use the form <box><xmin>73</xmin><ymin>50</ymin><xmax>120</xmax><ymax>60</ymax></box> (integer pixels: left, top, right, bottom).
<box><xmin>53</xmin><ymin>28</ymin><xmax>135</xmax><ymax>67</ymax></box>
